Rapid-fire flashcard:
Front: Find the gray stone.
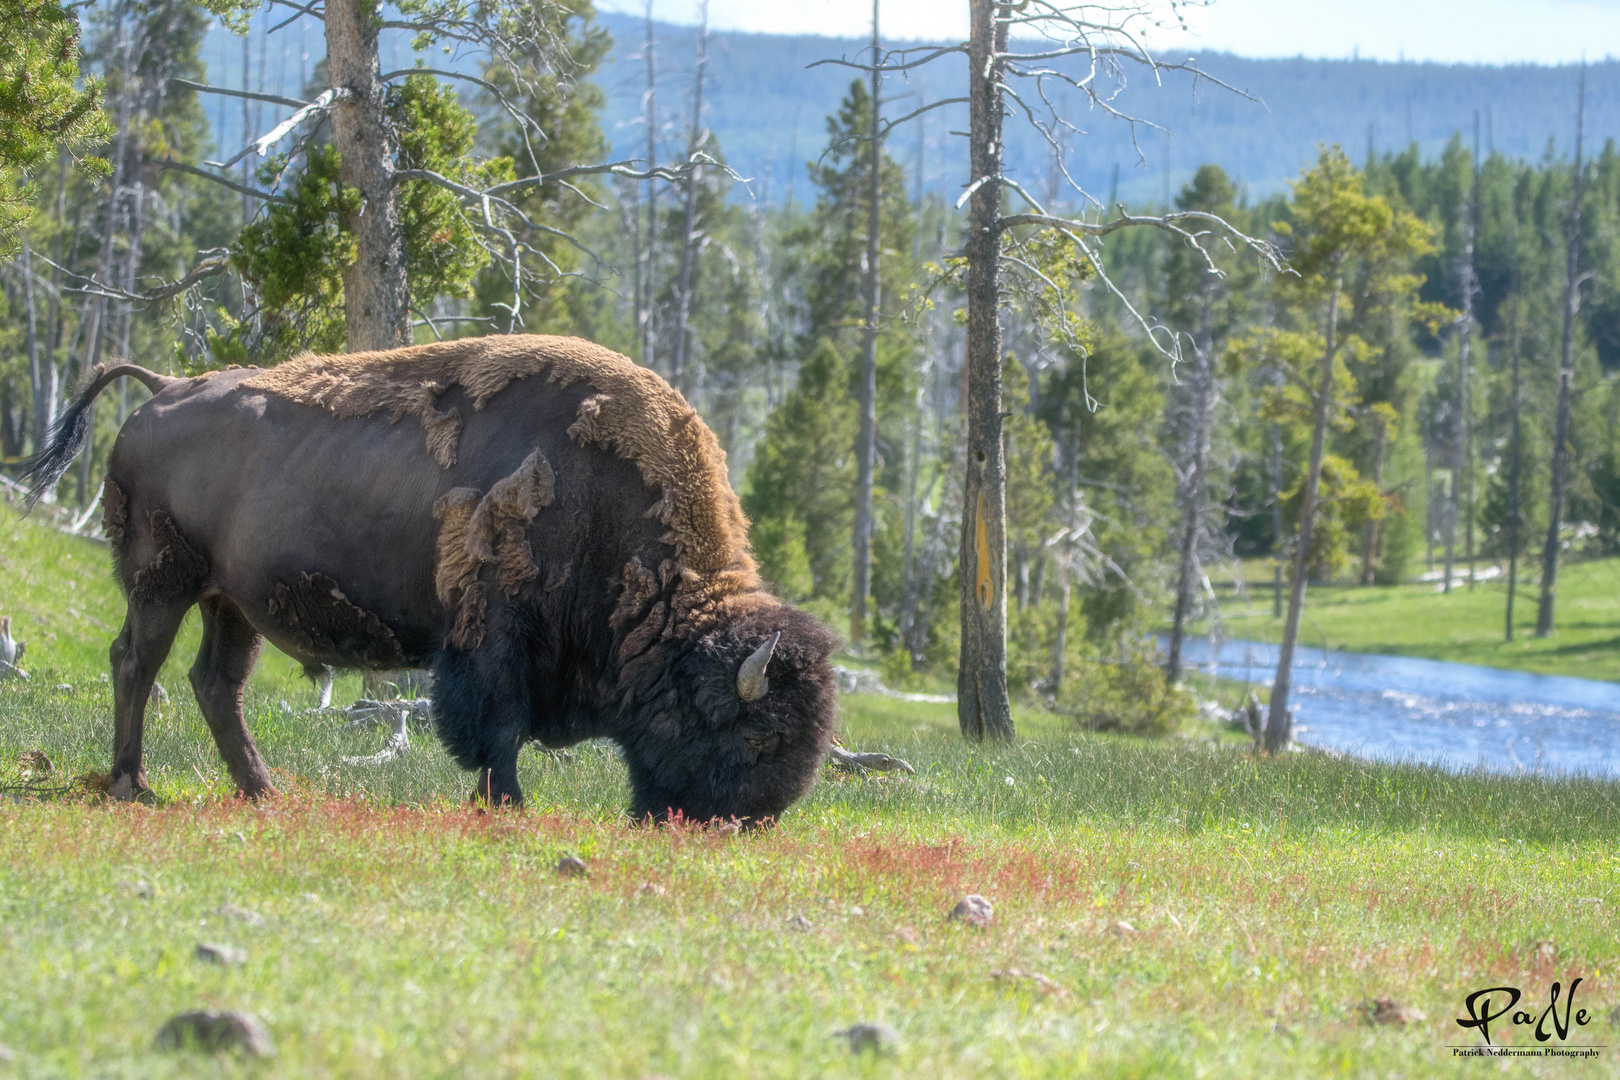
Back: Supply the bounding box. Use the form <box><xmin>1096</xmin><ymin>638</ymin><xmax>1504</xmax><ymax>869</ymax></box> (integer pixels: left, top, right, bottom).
<box><xmin>153</xmin><ymin>1011</ymin><xmax>275</xmax><ymax>1057</ymax></box>
<box><xmin>556</xmin><ymin>855</ymin><xmax>588</xmax><ymax>878</ymax></box>
<box><xmin>195</xmin><ymin>942</ymin><xmax>247</xmax><ymax>966</ymax></box>
<box><xmin>834</xmin><ymin>1022</ymin><xmax>899</xmax><ymax>1054</ymax></box>
<box><xmin>948</xmin><ymin>894</ymin><xmax>993</xmax><ymax>927</ymax></box>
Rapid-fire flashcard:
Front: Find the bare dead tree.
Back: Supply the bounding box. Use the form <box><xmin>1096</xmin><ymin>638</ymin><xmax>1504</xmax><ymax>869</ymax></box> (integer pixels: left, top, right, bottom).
<box><xmin>640</xmin><ymin>0</ymin><xmax>659</xmax><ymax>368</ymax></box>
<box><xmin>820</xmin><ymin>0</ymin><xmax>1282</xmax><ymax>740</ymax></box>
<box><xmin>850</xmin><ymin>0</ymin><xmax>883</xmax><ymax>646</ymax></box>
<box><xmin>1504</xmin><ymin>208</ymin><xmax>1523</xmax><ymax>642</ymax></box>
<box><xmin>1537</xmin><ymin>65</ymin><xmax>1586</xmax><ymax>638</ymax></box>
<box><xmin>668</xmin><ymin>0</ymin><xmax>708</xmax><ymax>394</ymax></box>
<box><xmin>65</xmin><ymin>0</ymin><xmax>697</xmax><ymax>362</ymax></box>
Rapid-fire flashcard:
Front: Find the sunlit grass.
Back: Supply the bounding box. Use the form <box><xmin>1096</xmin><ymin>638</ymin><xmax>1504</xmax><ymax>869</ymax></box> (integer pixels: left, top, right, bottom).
<box><xmin>2</xmin><ymin>510</ymin><xmax>1618</xmax><ymax>1077</ymax></box>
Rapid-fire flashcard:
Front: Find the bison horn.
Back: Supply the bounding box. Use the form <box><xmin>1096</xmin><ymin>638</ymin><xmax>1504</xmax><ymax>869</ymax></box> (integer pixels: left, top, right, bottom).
<box><xmin>737</xmin><ymin>631</ymin><xmax>780</xmax><ymax>702</ymax></box>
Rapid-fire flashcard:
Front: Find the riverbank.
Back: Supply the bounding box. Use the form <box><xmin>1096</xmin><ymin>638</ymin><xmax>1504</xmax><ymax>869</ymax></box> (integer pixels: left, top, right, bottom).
<box><xmin>1194</xmin><ymin>558</ymin><xmax>1620</xmax><ymax>683</ymax></box>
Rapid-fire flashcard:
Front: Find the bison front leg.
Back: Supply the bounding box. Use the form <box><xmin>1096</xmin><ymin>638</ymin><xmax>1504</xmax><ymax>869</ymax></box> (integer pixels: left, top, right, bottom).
<box><xmin>431</xmin><ymin>640</ymin><xmax>530</xmax><ymax>808</ymax></box>
<box><xmin>189</xmin><ymin>596</ymin><xmax>275</xmax><ymax>799</ymax></box>
<box><xmin>108</xmin><ymin>600</ymin><xmax>190</xmax><ymax>802</ymax></box>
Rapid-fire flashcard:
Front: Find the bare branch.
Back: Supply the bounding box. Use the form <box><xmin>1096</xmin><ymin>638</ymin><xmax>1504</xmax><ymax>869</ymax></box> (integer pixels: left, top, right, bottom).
<box><xmin>156</xmin><ymin>159</ymin><xmax>292</xmax><ymax>205</ymax></box>
<box><xmin>1000</xmin><ymin>209</ymin><xmax>1285</xmax><ymax>273</ymax></box>
<box><xmin>204</xmin><ymin>87</ymin><xmax>348</xmax><ymax>170</ymax></box>
<box><xmin>168</xmin><ymin>78</ymin><xmax>308</xmax><ymax>111</ymax></box>
<box><xmin>40</xmin><ymin>250</ymin><xmax>230</xmax><ymax>304</ymax></box>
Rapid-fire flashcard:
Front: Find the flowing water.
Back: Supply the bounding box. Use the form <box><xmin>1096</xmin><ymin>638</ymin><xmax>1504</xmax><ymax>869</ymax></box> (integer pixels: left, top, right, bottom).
<box><xmin>1175</xmin><ymin>637</ymin><xmax>1620</xmax><ymax>778</ymax></box>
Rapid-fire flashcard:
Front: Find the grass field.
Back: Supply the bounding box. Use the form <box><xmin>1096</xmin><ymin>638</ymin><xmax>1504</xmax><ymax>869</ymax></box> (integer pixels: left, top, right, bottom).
<box><xmin>2</xmin><ymin>509</ymin><xmax>1619</xmax><ymax>1077</ymax></box>
<box><xmin>1198</xmin><ymin>557</ymin><xmax>1620</xmax><ymax>682</ymax></box>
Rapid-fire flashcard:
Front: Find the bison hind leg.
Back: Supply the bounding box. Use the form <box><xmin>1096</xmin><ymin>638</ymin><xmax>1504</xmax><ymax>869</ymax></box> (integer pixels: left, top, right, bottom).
<box><xmin>431</xmin><ymin>642</ymin><xmax>529</xmax><ymax>808</ymax></box>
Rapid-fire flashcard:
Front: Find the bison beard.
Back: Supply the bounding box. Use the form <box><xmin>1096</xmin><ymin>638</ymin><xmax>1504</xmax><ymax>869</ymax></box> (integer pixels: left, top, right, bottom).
<box><xmin>19</xmin><ymin>338</ymin><xmax>838</xmax><ymax>821</ymax></box>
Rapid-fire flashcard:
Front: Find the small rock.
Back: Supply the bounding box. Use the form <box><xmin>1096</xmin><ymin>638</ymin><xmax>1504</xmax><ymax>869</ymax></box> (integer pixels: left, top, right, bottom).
<box><xmin>848</xmin><ymin>906</ymin><xmax>864</xmax><ymax>917</ymax></box>
<box><xmin>153</xmin><ymin>1010</ymin><xmax>275</xmax><ymax>1057</ymax></box>
<box><xmin>1576</xmin><ymin>897</ymin><xmax>1603</xmax><ymax>906</ymax></box>
<box><xmin>833</xmin><ymin>1022</ymin><xmax>899</xmax><ymax>1055</ymax></box>
<box><xmin>948</xmin><ymin>894</ymin><xmax>993</xmax><ymax>927</ymax></box>
<box><xmin>635</xmin><ymin>882</ymin><xmax>666</xmax><ymax>898</ymax></box>
<box><xmin>218</xmin><ymin>903</ymin><xmax>263</xmax><ymax>926</ymax></box>
<box><xmin>1110</xmin><ymin>920</ymin><xmax>1138</xmax><ymax>937</ymax></box>
<box><xmin>195</xmin><ymin>942</ymin><xmax>247</xmax><ymax>966</ymax></box>
<box><xmin>556</xmin><ymin>855</ymin><xmax>588</xmax><ymax>878</ymax></box>
<box><xmin>1362</xmin><ymin>997</ymin><xmax>1426</xmax><ymax>1026</ymax></box>
<box><xmin>0</xmin><ymin>1042</ymin><xmax>14</xmax><ymax>1062</ymax></box>
<box><xmin>785</xmin><ymin>914</ymin><xmax>814</xmax><ymax>932</ymax></box>
<box><xmin>52</xmin><ymin>684</ymin><xmax>71</xmax><ymax>693</ymax></box>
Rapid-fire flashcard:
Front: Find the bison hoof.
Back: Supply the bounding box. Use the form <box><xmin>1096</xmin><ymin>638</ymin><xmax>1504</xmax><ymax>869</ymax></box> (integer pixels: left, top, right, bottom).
<box><xmin>108</xmin><ymin>774</ymin><xmax>156</xmax><ymax>804</ymax></box>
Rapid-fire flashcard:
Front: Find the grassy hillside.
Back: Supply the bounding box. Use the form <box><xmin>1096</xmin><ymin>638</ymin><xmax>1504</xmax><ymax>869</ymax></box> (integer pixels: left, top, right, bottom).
<box><xmin>2</xmin><ymin>507</ymin><xmax>1618</xmax><ymax>1077</ymax></box>
<box><xmin>1195</xmin><ymin>558</ymin><xmax>1620</xmax><ymax>682</ymax></box>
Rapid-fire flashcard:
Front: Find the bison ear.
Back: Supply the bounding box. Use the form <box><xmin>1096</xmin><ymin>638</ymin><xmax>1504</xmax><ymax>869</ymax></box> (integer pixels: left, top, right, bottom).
<box><xmin>736</xmin><ymin>630</ymin><xmax>780</xmax><ymax>702</ymax></box>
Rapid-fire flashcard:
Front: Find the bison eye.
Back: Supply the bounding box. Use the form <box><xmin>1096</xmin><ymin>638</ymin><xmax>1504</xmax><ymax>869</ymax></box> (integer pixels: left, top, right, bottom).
<box><xmin>745</xmin><ymin>732</ymin><xmax>781</xmax><ymax>757</ymax></box>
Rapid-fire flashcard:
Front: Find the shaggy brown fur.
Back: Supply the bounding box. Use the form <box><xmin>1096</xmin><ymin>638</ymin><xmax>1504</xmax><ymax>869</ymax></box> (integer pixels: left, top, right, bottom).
<box><xmin>466</xmin><ymin>448</ymin><xmax>555</xmax><ymax>597</ymax></box>
<box><xmin>130</xmin><ymin>512</ymin><xmax>209</xmax><ymax>605</ymax></box>
<box><xmin>266</xmin><ymin>572</ymin><xmax>407</xmax><ymax>668</ymax></box>
<box><xmin>431</xmin><ymin>488</ymin><xmax>485</xmax><ymax>650</ymax></box>
<box><xmin>428</xmin><ymin>449</ymin><xmax>556</xmax><ymax>647</ymax></box>
<box><xmin>240</xmin><ymin>335</ymin><xmax>753</xmax><ymax>575</ymax></box>
<box><xmin>102</xmin><ymin>479</ymin><xmax>128</xmax><ymax>551</ymax></box>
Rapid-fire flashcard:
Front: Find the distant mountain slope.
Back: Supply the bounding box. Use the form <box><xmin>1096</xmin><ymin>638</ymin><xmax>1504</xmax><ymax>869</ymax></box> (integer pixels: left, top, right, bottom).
<box><xmin>195</xmin><ymin>13</ymin><xmax>1620</xmax><ymax>210</ymax></box>
<box><xmin>596</xmin><ymin>13</ymin><xmax>1620</xmax><ymax>207</ymax></box>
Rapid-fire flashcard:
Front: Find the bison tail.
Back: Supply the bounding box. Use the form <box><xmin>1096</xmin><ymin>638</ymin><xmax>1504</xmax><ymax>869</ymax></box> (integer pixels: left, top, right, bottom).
<box><xmin>17</xmin><ymin>364</ymin><xmax>177</xmax><ymax>509</ymax></box>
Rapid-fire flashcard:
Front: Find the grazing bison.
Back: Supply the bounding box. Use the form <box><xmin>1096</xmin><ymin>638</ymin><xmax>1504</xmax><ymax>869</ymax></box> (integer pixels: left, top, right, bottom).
<box><xmin>22</xmin><ymin>335</ymin><xmax>838</xmax><ymax>821</ymax></box>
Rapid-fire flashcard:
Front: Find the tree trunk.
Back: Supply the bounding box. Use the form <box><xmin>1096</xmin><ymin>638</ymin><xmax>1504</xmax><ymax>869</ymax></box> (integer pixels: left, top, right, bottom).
<box><xmin>1537</xmin><ymin>69</ymin><xmax>1585</xmax><ymax>638</ymax></box>
<box><xmin>668</xmin><ymin>4</ymin><xmax>707</xmax><ymax>395</ymax></box>
<box><xmin>1266</xmin><ymin>276</ymin><xmax>1342</xmax><ymax>752</ymax></box>
<box><xmin>898</xmin><ymin>372</ymin><xmax>924</xmax><ymax>650</ymax></box>
<box><xmin>1505</xmin><ymin>237</ymin><xmax>1523</xmax><ymax>642</ymax></box>
<box><xmin>1270</xmin><ymin>420</ymin><xmax>1283</xmax><ymax>619</ymax></box>
<box><xmin>641</xmin><ymin>2</ymin><xmax>658</xmax><ymax>368</ymax></box>
<box><xmin>851</xmin><ymin>0</ymin><xmax>882</xmax><ymax>645</ymax></box>
<box><xmin>22</xmin><ymin>240</ymin><xmax>50</xmax><ymax>451</ymax></box>
<box><xmin>1165</xmin><ymin>288</ymin><xmax>1216</xmax><ymax>684</ymax></box>
<box><xmin>958</xmin><ymin>0</ymin><xmax>1013</xmax><ymax>742</ymax></box>
<box><xmin>1050</xmin><ymin>429</ymin><xmax>1079</xmax><ymax>695</ymax></box>
<box><xmin>326</xmin><ymin>0</ymin><xmax>409</xmax><ymax>352</ymax></box>
<box><xmin>1360</xmin><ymin>415</ymin><xmax>1386</xmax><ymax>585</ymax></box>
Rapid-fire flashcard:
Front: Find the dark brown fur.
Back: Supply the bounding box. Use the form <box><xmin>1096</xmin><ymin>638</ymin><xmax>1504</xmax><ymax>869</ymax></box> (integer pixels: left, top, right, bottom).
<box><xmin>266</xmin><ymin>573</ymin><xmax>407</xmax><ymax>669</ymax></box>
<box><xmin>103</xmin><ymin>479</ymin><xmax>128</xmax><ymax>550</ymax></box>
<box><xmin>130</xmin><ymin>512</ymin><xmax>209</xmax><ymax>605</ymax></box>
<box><xmin>24</xmin><ymin>335</ymin><xmax>837</xmax><ymax>820</ymax></box>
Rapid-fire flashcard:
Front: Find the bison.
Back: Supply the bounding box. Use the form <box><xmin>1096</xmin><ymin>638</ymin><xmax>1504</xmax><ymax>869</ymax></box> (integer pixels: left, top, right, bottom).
<box><xmin>21</xmin><ymin>335</ymin><xmax>838</xmax><ymax>822</ymax></box>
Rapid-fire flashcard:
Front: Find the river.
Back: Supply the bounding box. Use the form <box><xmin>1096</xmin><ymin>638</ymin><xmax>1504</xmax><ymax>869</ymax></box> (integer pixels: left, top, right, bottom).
<box><xmin>1174</xmin><ymin>637</ymin><xmax>1620</xmax><ymax>778</ymax></box>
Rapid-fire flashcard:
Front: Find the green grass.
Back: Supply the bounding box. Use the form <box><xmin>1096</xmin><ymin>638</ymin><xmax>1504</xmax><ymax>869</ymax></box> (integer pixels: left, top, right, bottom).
<box><xmin>1198</xmin><ymin>557</ymin><xmax>1620</xmax><ymax>682</ymax></box>
<box><xmin>2</xmin><ymin>509</ymin><xmax>1620</xmax><ymax>1077</ymax></box>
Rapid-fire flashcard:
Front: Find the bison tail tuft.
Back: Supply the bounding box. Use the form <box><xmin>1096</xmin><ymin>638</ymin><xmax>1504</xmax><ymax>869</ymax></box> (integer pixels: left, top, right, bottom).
<box><xmin>16</xmin><ymin>363</ymin><xmax>175</xmax><ymax>509</ymax></box>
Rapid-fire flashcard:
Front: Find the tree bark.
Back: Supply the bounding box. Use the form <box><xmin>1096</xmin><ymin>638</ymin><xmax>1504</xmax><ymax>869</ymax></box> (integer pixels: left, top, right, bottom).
<box><xmin>1505</xmin><ymin>233</ymin><xmax>1523</xmax><ymax>642</ymax></box>
<box><xmin>1165</xmin><ymin>282</ymin><xmax>1216</xmax><ymax>684</ymax></box>
<box><xmin>1266</xmin><ymin>276</ymin><xmax>1342</xmax><ymax>752</ymax></box>
<box><xmin>668</xmin><ymin>2</ymin><xmax>707</xmax><ymax>395</ymax></box>
<box><xmin>958</xmin><ymin>0</ymin><xmax>1013</xmax><ymax>742</ymax></box>
<box><xmin>326</xmin><ymin>0</ymin><xmax>409</xmax><ymax>352</ymax></box>
<box><xmin>641</xmin><ymin>2</ymin><xmax>658</xmax><ymax>368</ymax></box>
<box><xmin>1359</xmin><ymin>414</ymin><xmax>1386</xmax><ymax>585</ymax></box>
<box><xmin>22</xmin><ymin>240</ymin><xmax>50</xmax><ymax>452</ymax></box>
<box><xmin>1537</xmin><ymin>68</ymin><xmax>1585</xmax><ymax>638</ymax></box>
<box><xmin>851</xmin><ymin>0</ymin><xmax>882</xmax><ymax>645</ymax></box>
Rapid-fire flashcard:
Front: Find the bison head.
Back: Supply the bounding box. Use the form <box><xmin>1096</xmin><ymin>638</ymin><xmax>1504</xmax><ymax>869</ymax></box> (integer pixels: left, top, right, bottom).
<box><xmin>616</xmin><ymin>604</ymin><xmax>837</xmax><ymax>825</ymax></box>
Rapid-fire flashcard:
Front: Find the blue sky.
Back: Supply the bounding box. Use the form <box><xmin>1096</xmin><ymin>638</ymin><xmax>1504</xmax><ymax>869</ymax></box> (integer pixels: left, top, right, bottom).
<box><xmin>598</xmin><ymin>0</ymin><xmax>1617</xmax><ymax>66</ymax></box>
